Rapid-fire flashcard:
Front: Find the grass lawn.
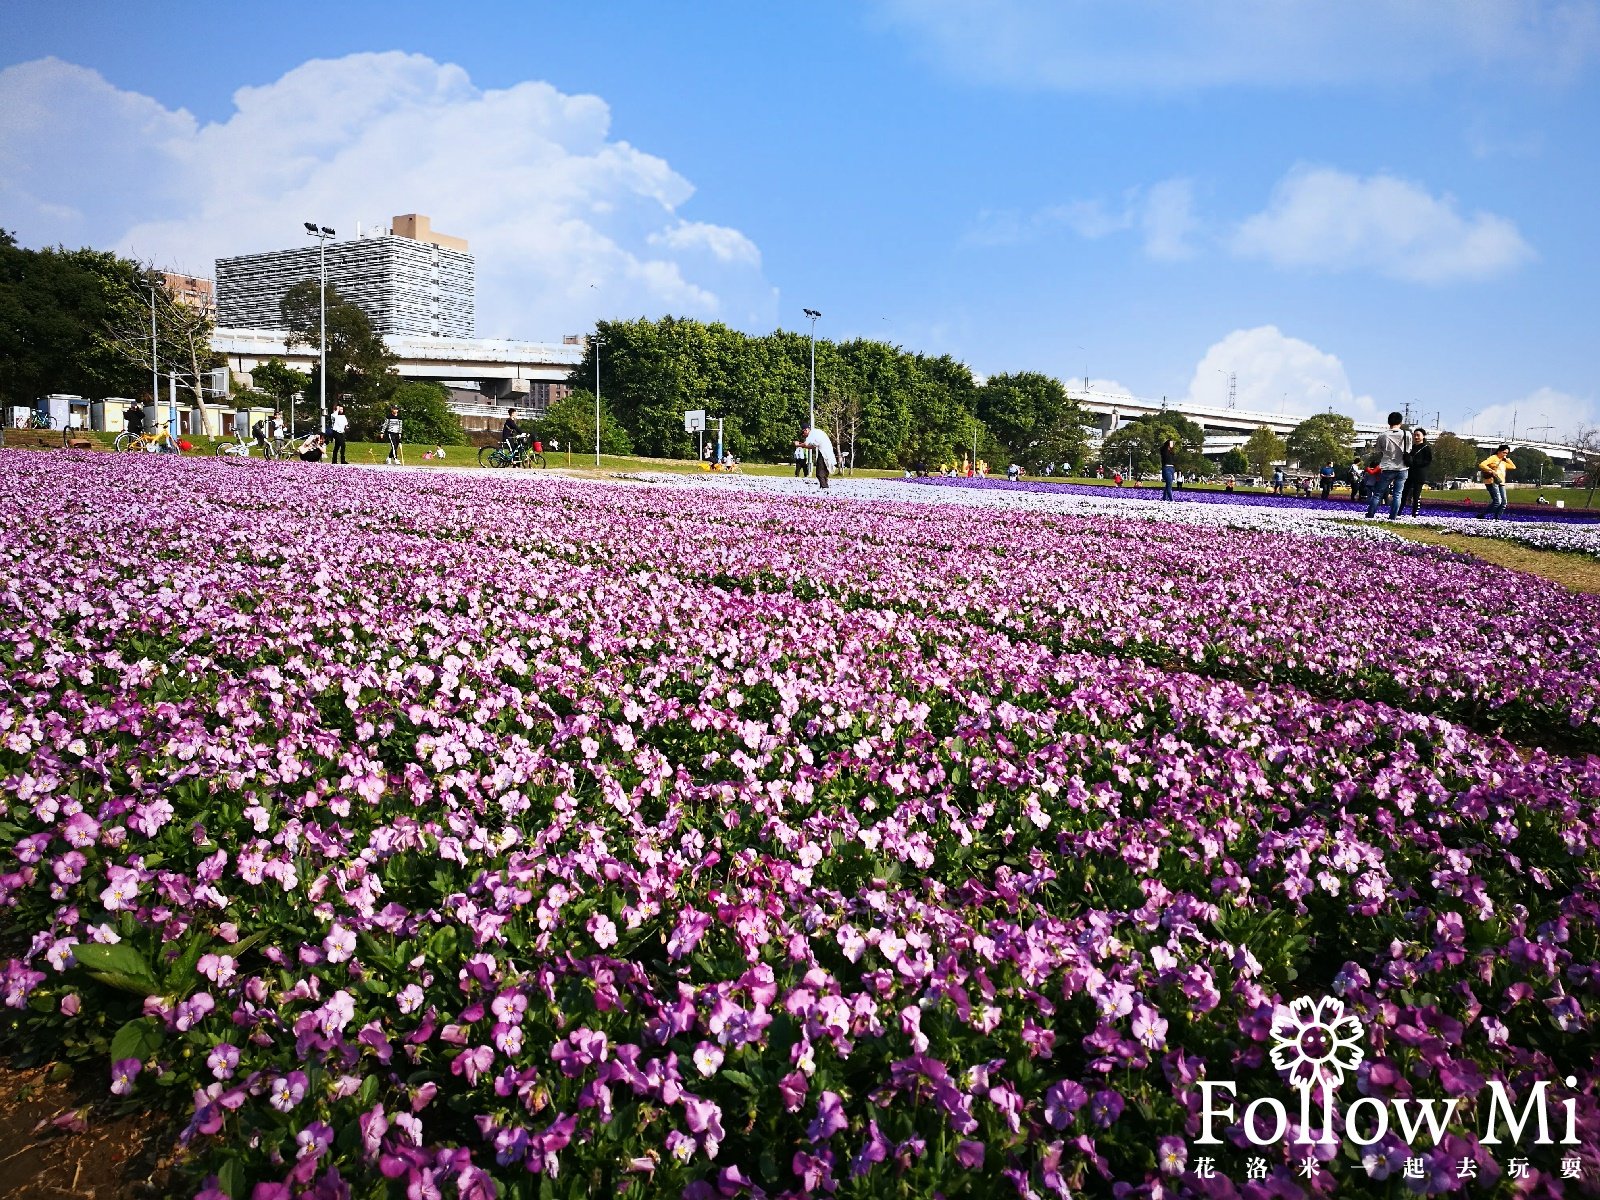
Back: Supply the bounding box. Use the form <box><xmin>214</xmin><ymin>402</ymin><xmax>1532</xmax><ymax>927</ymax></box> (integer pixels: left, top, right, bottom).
<box><xmin>1385</xmin><ymin>524</ymin><xmax>1600</xmax><ymax>594</ymax></box>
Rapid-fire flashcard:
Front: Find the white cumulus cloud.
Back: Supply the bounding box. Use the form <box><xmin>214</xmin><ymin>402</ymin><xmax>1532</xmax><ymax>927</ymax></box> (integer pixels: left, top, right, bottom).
<box><xmin>1229</xmin><ymin>165</ymin><xmax>1534</xmax><ymax>283</ymax></box>
<box><xmin>1184</xmin><ymin>326</ymin><xmax>1378</xmax><ymax>419</ymax></box>
<box><xmin>0</xmin><ymin>53</ymin><xmax>777</xmax><ymax>338</ymax></box>
<box><xmin>966</xmin><ymin>178</ymin><xmax>1195</xmax><ymax>260</ymax></box>
<box><xmin>1464</xmin><ymin>387</ymin><xmax>1596</xmax><ymax>444</ymax></box>
<box><xmin>875</xmin><ymin>0</ymin><xmax>1600</xmax><ymax>91</ymax></box>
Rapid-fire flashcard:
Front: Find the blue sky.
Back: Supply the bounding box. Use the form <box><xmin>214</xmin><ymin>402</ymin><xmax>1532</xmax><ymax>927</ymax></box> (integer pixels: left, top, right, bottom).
<box><xmin>2</xmin><ymin>0</ymin><xmax>1598</xmax><ymax>439</ymax></box>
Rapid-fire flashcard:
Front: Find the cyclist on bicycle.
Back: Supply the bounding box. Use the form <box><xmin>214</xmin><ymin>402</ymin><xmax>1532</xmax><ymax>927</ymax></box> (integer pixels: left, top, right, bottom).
<box><xmin>501</xmin><ymin>411</ymin><xmax>524</xmax><ymax>446</ymax></box>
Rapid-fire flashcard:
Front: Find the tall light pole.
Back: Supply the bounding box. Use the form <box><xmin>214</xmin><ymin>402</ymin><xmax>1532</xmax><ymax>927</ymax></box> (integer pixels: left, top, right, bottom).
<box><xmin>304</xmin><ymin>223</ymin><xmax>335</xmax><ymax>433</ymax></box>
<box><xmin>592</xmin><ymin>333</ymin><xmax>605</xmax><ymax>467</ymax></box>
<box><xmin>803</xmin><ymin>309</ymin><xmax>821</xmax><ymax>430</ymax></box>
<box><xmin>148</xmin><ymin>274</ymin><xmax>159</xmax><ymax>423</ymax></box>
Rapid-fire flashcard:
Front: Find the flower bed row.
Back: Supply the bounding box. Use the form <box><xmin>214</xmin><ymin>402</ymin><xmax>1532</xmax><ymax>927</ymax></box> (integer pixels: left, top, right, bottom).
<box><xmin>1</xmin><ymin>452</ymin><xmax>1598</xmax><ymax>1198</ymax></box>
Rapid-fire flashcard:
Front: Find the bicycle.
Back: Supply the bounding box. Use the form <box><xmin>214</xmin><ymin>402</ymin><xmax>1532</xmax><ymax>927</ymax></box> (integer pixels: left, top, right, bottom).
<box><xmin>27</xmin><ymin>412</ymin><xmax>53</xmax><ymax>430</ymax></box>
<box><xmin>478</xmin><ymin>436</ymin><xmax>546</xmax><ymax>469</ymax></box>
<box><xmin>113</xmin><ymin>429</ymin><xmax>181</xmax><ymax>453</ymax></box>
<box><xmin>215</xmin><ymin>429</ymin><xmax>266</xmax><ymax>459</ymax></box>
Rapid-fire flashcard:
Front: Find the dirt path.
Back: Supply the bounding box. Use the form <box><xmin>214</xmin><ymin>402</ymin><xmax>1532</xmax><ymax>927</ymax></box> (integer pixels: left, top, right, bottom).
<box><xmin>0</xmin><ymin>1063</ymin><xmax>172</xmax><ymax>1199</ymax></box>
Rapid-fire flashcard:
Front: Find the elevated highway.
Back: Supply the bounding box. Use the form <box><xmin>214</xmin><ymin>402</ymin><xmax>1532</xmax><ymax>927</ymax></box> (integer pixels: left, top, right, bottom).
<box><xmin>212</xmin><ymin>327</ymin><xmax>583</xmax><ymax>402</ymax></box>
<box><xmin>1070</xmin><ymin>390</ymin><xmax>1581</xmax><ymax>464</ymax></box>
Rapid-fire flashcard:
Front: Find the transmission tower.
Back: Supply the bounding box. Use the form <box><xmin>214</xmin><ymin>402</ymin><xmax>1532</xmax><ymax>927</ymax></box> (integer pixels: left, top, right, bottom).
<box><xmin>1226</xmin><ymin>372</ymin><xmax>1237</xmax><ymax>410</ymax></box>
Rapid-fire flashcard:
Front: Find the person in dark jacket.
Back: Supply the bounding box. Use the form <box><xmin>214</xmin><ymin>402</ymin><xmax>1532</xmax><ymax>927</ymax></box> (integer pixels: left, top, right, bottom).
<box><xmin>1160</xmin><ymin>438</ymin><xmax>1177</xmax><ymax>501</ymax></box>
<box><xmin>1402</xmin><ymin>429</ymin><xmax>1432</xmax><ymax>516</ymax></box>
<box><xmin>382</xmin><ymin>407</ymin><xmax>403</xmax><ymax>464</ymax></box>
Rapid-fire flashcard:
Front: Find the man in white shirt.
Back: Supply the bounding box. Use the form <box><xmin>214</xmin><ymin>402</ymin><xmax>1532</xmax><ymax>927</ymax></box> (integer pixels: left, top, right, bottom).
<box><xmin>329</xmin><ymin>405</ymin><xmax>349</xmax><ymax>464</ymax></box>
<box><xmin>796</xmin><ymin>425</ymin><xmax>837</xmax><ymax>490</ymax></box>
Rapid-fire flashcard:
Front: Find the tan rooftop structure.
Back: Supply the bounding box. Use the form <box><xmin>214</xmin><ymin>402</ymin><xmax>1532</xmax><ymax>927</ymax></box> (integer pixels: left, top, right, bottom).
<box><xmin>391</xmin><ymin>214</ymin><xmax>468</xmax><ymax>253</ymax></box>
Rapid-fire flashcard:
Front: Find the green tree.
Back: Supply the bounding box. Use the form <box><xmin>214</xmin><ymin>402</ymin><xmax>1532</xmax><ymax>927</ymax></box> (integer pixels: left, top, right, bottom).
<box><xmin>976</xmin><ymin>372</ymin><xmax>1095</xmax><ymax>472</ymax></box>
<box><xmin>1513</xmin><ymin>446</ymin><xmax>1554</xmax><ymax>488</ymax></box>
<box><xmin>1243</xmin><ymin>426</ymin><xmax>1287</xmax><ymax>479</ymax></box>
<box><xmin>1428</xmin><ymin>432</ymin><xmax>1479</xmax><ymax>485</ymax></box>
<box><xmin>1220</xmin><ymin>447</ymin><xmax>1250</xmax><ymax>475</ymax></box>
<box><xmin>1023</xmin><ymin>405</ymin><xmax>1092</xmax><ymax>475</ymax></box>
<box><xmin>1098</xmin><ymin>413</ymin><xmax>1205</xmax><ymax>477</ymax></box>
<box><xmin>1575</xmin><ymin>426</ymin><xmax>1600</xmax><ymax>508</ymax></box>
<box><xmin>539</xmin><ymin>390</ymin><xmax>633</xmax><ymax>456</ymax></box>
<box><xmin>0</xmin><ymin>232</ymin><xmax>160</xmax><ymax>404</ymax></box>
<box><xmin>1286</xmin><ymin>413</ymin><xmax>1358</xmax><ymax>469</ymax></box>
<box><xmin>280</xmin><ymin>280</ymin><xmax>398</xmax><ymax>437</ymax></box>
<box><xmin>1101</xmin><ymin>424</ymin><xmax>1157</xmax><ymax>476</ymax></box>
<box><xmin>390</xmin><ymin>381</ymin><xmax>465</xmax><ymax>446</ymax></box>
<box><xmin>250</xmin><ymin>358</ymin><xmax>311</xmax><ymax>424</ymax></box>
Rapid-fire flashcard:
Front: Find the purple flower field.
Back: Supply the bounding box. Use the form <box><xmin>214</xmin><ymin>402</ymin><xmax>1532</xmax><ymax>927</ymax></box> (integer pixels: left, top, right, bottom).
<box><xmin>2</xmin><ymin>451</ymin><xmax>1598</xmax><ymax>1199</ymax></box>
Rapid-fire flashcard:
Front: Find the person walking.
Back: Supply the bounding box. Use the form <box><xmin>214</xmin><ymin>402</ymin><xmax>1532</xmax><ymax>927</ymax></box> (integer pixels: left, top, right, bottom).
<box><xmin>1319</xmin><ymin>461</ymin><xmax>1336</xmax><ymax>500</ymax></box>
<box><xmin>1401</xmin><ymin>428</ymin><xmax>1431</xmax><ymax>516</ymax></box>
<box><xmin>796</xmin><ymin>425</ymin><xmax>837</xmax><ymax>490</ymax></box>
<box><xmin>1478</xmin><ymin>444</ymin><xmax>1516</xmax><ymax>519</ymax></box>
<box><xmin>1364</xmin><ymin>411</ymin><xmax>1410</xmax><ymax>520</ymax></box>
<box><xmin>1159</xmin><ymin>437</ymin><xmax>1177</xmax><ymax>501</ymax></box>
<box><xmin>329</xmin><ymin>405</ymin><xmax>349</xmax><ymax>464</ymax></box>
<box><xmin>793</xmin><ymin>440</ymin><xmax>810</xmax><ymax>478</ymax></box>
<box><xmin>382</xmin><ymin>406</ymin><xmax>403</xmax><ymax>465</ymax></box>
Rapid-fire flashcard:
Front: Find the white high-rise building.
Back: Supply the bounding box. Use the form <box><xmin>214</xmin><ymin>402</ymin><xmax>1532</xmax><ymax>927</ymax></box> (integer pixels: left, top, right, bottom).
<box><xmin>215</xmin><ymin>214</ymin><xmax>474</xmax><ymax>338</ymax></box>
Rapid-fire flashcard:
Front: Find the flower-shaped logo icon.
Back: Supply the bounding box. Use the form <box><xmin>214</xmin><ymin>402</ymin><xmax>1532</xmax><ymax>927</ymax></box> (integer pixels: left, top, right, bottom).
<box><xmin>1269</xmin><ymin>996</ymin><xmax>1364</xmax><ymax>1092</ymax></box>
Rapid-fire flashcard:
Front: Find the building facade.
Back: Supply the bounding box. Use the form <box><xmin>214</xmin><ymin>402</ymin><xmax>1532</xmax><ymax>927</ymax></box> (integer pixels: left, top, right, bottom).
<box><xmin>161</xmin><ymin>272</ymin><xmax>216</xmax><ymax>319</ymax></box>
<box><xmin>215</xmin><ymin>214</ymin><xmax>474</xmax><ymax>338</ymax></box>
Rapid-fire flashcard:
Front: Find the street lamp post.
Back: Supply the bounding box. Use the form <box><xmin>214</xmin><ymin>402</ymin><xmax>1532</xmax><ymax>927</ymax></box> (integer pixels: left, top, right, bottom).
<box><xmin>148</xmin><ymin>275</ymin><xmax>159</xmax><ymax>427</ymax></box>
<box><xmin>803</xmin><ymin>309</ymin><xmax>821</xmax><ymax>431</ymax></box>
<box><xmin>304</xmin><ymin>223</ymin><xmax>335</xmax><ymax>434</ymax></box>
<box><xmin>593</xmin><ymin>334</ymin><xmax>605</xmax><ymax>467</ymax></box>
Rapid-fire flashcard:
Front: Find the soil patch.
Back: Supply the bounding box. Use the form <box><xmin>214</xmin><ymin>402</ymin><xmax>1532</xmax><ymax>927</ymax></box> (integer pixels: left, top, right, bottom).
<box><xmin>0</xmin><ymin>1062</ymin><xmax>174</xmax><ymax>1199</ymax></box>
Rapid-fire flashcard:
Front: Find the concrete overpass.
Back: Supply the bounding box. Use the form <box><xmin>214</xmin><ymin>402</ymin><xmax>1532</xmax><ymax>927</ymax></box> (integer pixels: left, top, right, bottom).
<box><xmin>1070</xmin><ymin>390</ymin><xmax>1582</xmax><ymax>465</ymax></box>
<box><xmin>212</xmin><ymin>327</ymin><xmax>583</xmax><ymax>402</ymax></box>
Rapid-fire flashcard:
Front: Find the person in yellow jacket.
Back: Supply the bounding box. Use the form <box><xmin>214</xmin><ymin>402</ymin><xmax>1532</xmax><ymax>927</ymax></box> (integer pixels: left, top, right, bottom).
<box><xmin>1478</xmin><ymin>444</ymin><xmax>1515</xmax><ymax>519</ymax></box>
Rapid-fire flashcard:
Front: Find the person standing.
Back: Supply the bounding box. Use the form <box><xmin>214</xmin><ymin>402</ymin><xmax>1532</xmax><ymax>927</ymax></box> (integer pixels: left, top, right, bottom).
<box><xmin>1159</xmin><ymin>437</ymin><xmax>1177</xmax><ymax>501</ymax></box>
<box><xmin>1478</xmin><ymin>444</ymin><xmax>1516</xmax><ymax>519</ymax></box>
<box><xmin>383</xmin><ymin>406</ymin><xmax>403</xmax><ymax>465</ymax></box>
<box><xmin>1319</xmin><ymin>461</ymin><xmax>1336</xmax><ymax>500</ymax></box>
<box><xmin>329</xmin><ymin>405</ymin><xmax>349</xmax><ymax>464</ymax></box>
<box><xmin>1401</xmin><ymin>429</ymin><xmax>1432</xmax><ymax>516</ymax></box>
<box><xmin>1364</xmin><ymin>411</ymin><xmax>1410</xmax><ymax>520</ymax></box>
<box><xmin>793</xmin><ymin>440</ymin><xmax>810</xmax><ymax>478</ymax></box>
<box><xmin>1349</xmin><ymin>458</ymin><xmax>1364</xmax><ymax>502</ymax></box>
<box><xmin>796</xmin><ymin>425</ymin><xmax>837</xmax><ymax>490</ymax></box>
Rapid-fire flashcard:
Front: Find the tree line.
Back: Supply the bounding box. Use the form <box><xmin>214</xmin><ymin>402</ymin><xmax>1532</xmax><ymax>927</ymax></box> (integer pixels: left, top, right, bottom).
<box><xmin>554</xmin><ymin>316</ymin><xmax>1104</xmax><ymax>473</ymax></box>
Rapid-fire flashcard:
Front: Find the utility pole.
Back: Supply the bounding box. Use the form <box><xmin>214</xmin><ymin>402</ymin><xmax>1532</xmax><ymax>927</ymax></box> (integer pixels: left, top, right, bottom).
<box><xmin>304</xmin><ymin>223</ymin><xmax>335</xmax><ymax>433</ymax></box>
<box><xmin>593</xmin><ymin>333</ymin><xmax>605</xmax><ymax>467</ymax></box>
<box><xmin>148</xmin><ymin>275</ymin><xmax>159</xmax><ymax>421</ymax></box>
<box><xmin>803</xmin><ymin>309</ymin><xmax>821</xmax><ymax>432</ymax></box>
